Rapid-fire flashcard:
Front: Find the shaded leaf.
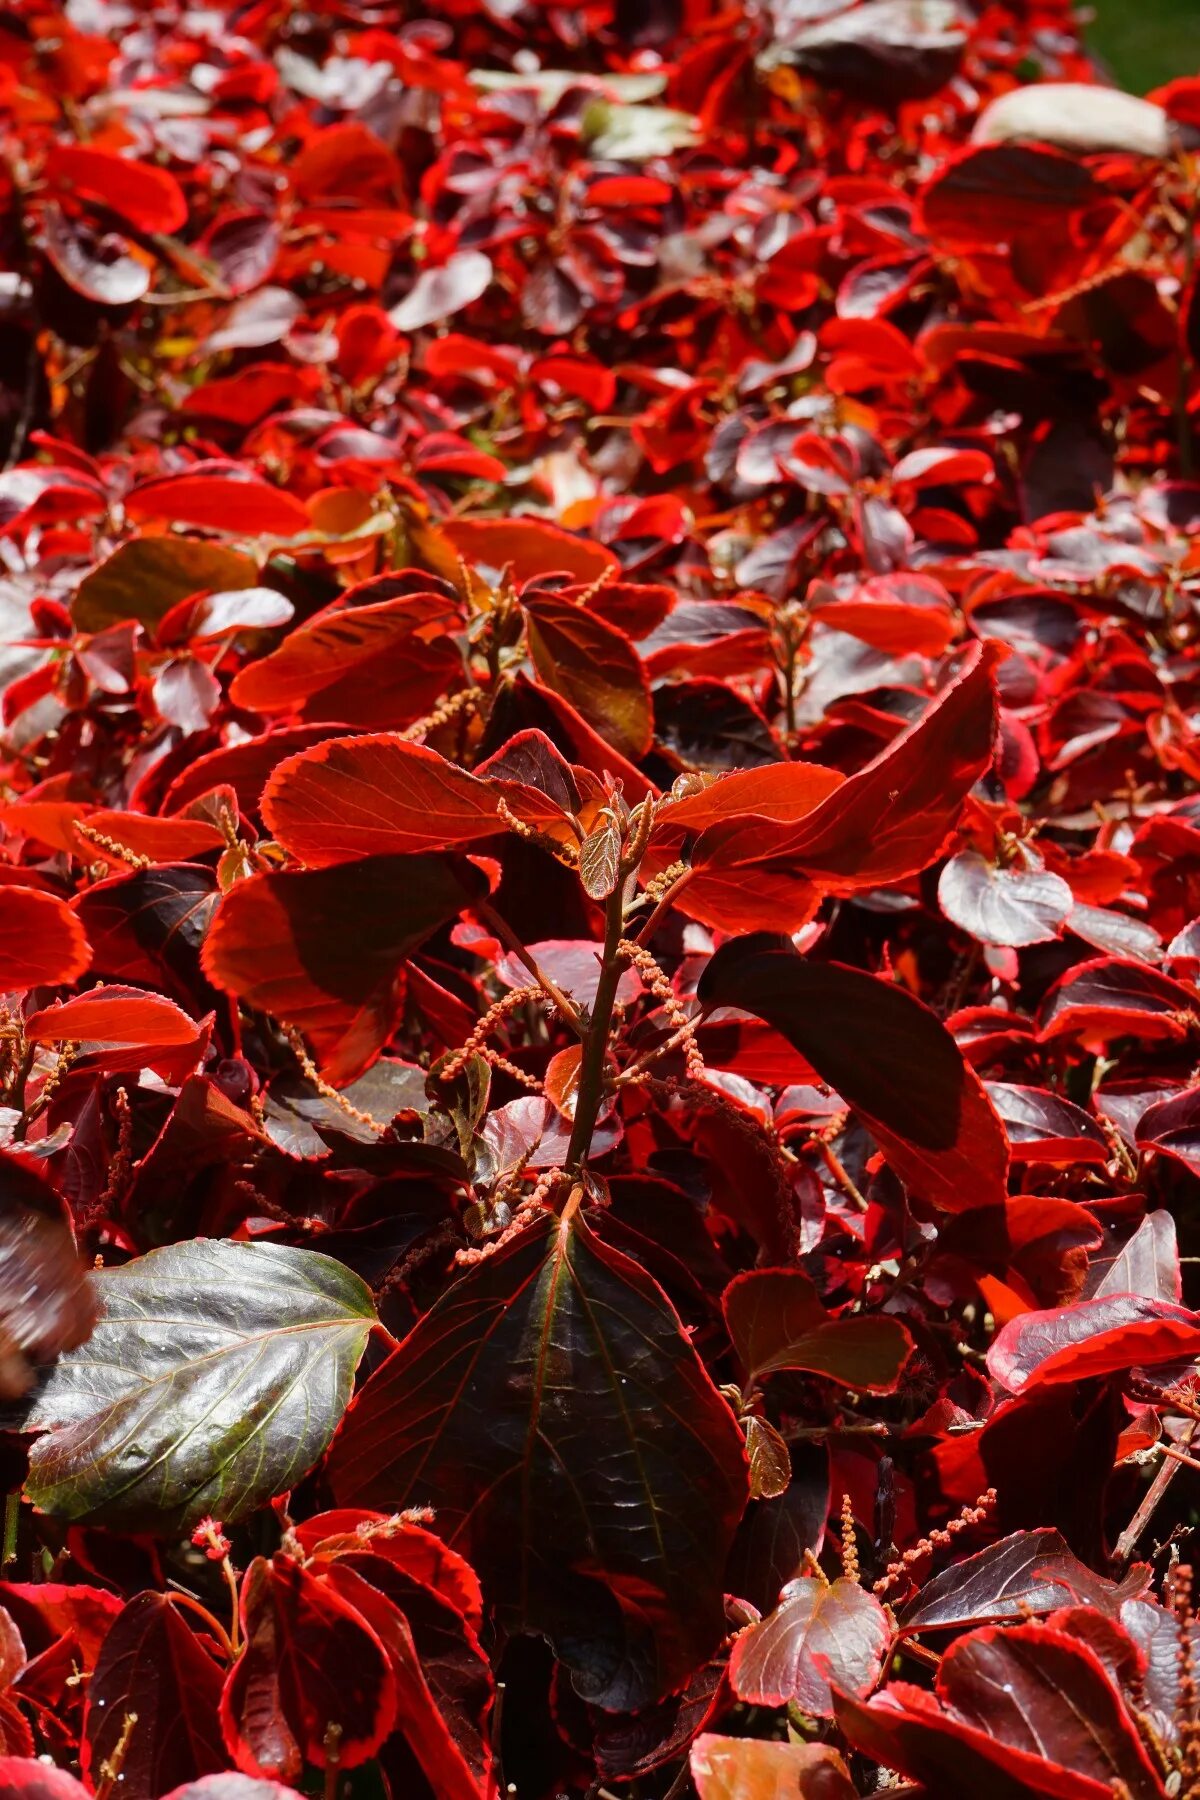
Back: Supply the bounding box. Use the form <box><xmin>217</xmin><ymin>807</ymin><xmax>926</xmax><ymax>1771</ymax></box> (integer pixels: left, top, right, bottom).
<box><xmin>524</xmin><ymin>595</ymin><xmax>653</xmax><ymax>762</ymax></box>
<box><xmin>72</xmin><ymin>538</ymin><xmax>258</xmax><ymax>635</ymax></box>
<box><xmin>202</xmin><ymin>854</ymin><xmax>485</xmax><ymax>1083</ymax></box>
<box><xmin>82</xmin><ymin>1593</ymin><xmax>228</xmax><ymax>1800</ymax></box>
<box><xmin>724</xmin><ymin>1269</ymin><xmax>912</xmax><ymax>1392</ymax></box>
<box><xmin>937</xmin><ymin>1621</ymin><xmax>1162</xmax><ymax>1800</ymax></box>
<box><xmin>0</xmin><ymin>1162</ymin><xmax>97</xmax><ymax>1400</ymax></box>
<box><xmin>328</xmin><ymin>1211</ymin><xmax>749</xmax><ymax>1710</ymax></box>
<box><xmin>698</xmin><ymin>944</ymin><xmax>1010</xmax><ymax>1211</ymax></box>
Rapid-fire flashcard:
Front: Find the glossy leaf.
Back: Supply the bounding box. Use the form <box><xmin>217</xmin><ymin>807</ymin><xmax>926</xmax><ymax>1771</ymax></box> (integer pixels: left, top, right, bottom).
<box><xmin>936</xmin><ymin>1622</ymin><xmax>1162</xmax><ymax>1799</ymax></box>
<box><xmin>939</xmin><ymin>852</ymin><xmax>1073</xmax><ymax>947</ymax></box>
<box><xmin>901</xmin><ymin>1530</ymin><xmax>1151</xmax><ymax>1632</ymax></box>
<box><xmin>989</xmin><ymin>1294</ymin><xmax>1200</xmax><ymax>1393</ymax></box>
<box><xmin>15</xmin><ymin>1239</ymin><xmax>375</xmax><ymax>1531</ymax></box>
<box><xmin>729</xmin><ymin>1576</ymin><xmax>889</xmax><ymax>1716</ymax></box>
<box><xmin>328</xmin><ymin>1211</ymin><xmax>749</xmax><ymax>1710</ymax></box>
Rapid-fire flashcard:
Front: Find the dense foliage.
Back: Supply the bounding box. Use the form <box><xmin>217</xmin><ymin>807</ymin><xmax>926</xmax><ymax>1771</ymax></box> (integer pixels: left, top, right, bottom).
<box><xmin>0</xmin><ymin>1</ymin><xmax>1197</xmax><ymax>1797</ymax></box>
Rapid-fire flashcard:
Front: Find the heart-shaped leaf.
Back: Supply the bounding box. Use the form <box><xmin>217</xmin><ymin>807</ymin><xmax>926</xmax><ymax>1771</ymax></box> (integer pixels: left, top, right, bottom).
<box><xmin>328</xmin><ymin>1210</ymin><xmax>749</xmax><ymax>1711</ymax></box>
<box><xmin>729</xmin><ymin>1576</ymin><xmax>889</xmax><ymax>1717</ymax></box>
<box><xmin>14</xmin><ymin>1239</ymin><xmax>375</xmax><ymax>1532</ymax></box>
<box><xmin>939</xmin><ymin>852</ymin><xmax>1073</xmax><ymax>947</ymax></box>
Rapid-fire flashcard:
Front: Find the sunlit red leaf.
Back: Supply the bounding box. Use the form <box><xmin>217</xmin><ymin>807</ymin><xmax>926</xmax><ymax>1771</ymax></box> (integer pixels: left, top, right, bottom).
<box><xmin>263</xmin><ymin>735</ymin><xmax>502</xmax><ymax>864</ymax></box>
<box><xmin>202</xmin><ymin>854</ymin><xmax>485</xmax><ymax>1081</ymax></box>
<box><xmin>221</xmin><ymin>1556</ymin><xmax>396</xmax><ymax>1781</ymax></box>
<box><xmin>125</xmin><ymin>469</ymin><xmax>309</xmax><ymax>538</ymax></box>
<box><xmin>0</xmin><ymin>889</ymin><xmax>90</xmax><ymax>989</ymax></box>
<box><xmin>729</xmin><ymin>1577</ymin><xmax>889</xmax><ymax>1717</ymax></box>
<box><xmin>988</xmin><ymin>1294</ymin><xmax>1200</xmax><ymax>1394</ymax></box>
<box><xmin>44</xmin><ymin>146</ymin><xmax>187</xmax><ymax>236</ymax></box>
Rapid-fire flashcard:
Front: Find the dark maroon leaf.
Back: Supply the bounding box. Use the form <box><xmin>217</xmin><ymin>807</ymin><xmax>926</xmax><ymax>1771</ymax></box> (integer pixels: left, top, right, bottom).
<box><xmin>82</xmin><ymin>1593</ymin><xmax>228</xmax><ymax>1800</ymax></box>
<box><xmin>328</xmin><ymin>1211</ymin><xmax>749</xmax><ymax>1710</ymax></box>
<box><xmin>698</xmin><ymin>944</ymin><xmax>1010</xmax><ymax>1211</ymax></box>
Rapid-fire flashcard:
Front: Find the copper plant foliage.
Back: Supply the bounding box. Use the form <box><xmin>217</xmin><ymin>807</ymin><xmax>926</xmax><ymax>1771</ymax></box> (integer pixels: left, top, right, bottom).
<box><xmin>0</xmin><ymin>1</ymin><xmax>1198</xmax><ymax>1796</ymax></box>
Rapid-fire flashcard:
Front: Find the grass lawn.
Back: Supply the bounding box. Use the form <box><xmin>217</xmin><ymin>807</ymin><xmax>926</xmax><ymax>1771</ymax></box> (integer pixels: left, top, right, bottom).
<box><xmin>1087</xmin><ymin>0</ymin><xmax>1200</xmax><ymax>92</ymax></box>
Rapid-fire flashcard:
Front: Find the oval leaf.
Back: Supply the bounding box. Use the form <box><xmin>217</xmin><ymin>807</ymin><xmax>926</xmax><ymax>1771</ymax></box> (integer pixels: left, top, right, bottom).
<box><xmin>724</xmin><ymin>1269</ymin><xmax>912</xmax><ymax>1392</ymax></box>
<box><xmin>698</xmin><ymin>944</ymin><xmax>1010</xmax><ymax>1212</ymax></box>
<box><xmin>15</xmin><ymin>1239</ymin><xmax>375</xmax><ymax>1532</ymax></box>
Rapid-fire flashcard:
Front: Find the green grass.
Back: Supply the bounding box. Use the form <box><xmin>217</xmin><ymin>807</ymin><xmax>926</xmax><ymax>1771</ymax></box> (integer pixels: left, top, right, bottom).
<box><xmin>1087</xmin><ymin>0</ymin><xmax>1200</xmax><ymax>93</ymax></box>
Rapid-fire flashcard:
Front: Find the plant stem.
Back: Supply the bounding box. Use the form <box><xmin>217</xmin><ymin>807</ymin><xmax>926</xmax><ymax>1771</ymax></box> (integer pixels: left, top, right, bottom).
<box><xmin>565</xmin><ymin>884</ymin><xmax>627</xmax><ymax>1172</ymax></box>
<box><xmin>2</xmin><ymin>1491</ymin><xmax>18</xmax><ymax>1569</ymax></box>
<box><xmin>478</xmin><ymin>900</ymin><xmax>586</xmax><ymax>1037</ymax></box>
<box><xmin>1114</xmin><ymin>1416</ymin><xmax>1198</xmax><ymax>1567</ymax></box>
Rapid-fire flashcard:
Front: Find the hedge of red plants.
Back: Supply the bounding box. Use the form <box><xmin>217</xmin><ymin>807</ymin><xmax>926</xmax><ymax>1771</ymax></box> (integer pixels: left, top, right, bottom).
<box><xmin>0</xmin><ymin>0</ymin><xmax>1198</xmax><ymax>1796</ymax></box>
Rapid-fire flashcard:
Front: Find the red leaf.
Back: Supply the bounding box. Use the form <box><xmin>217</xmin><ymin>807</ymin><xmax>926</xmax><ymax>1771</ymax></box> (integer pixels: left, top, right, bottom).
<box><xmin>262</xmin><ymin>735</ymin><xmax>502</xmax><ymax>864</ymax></box>
<box><xmin>82</xmin><ymin>1593</ymin><xmax>228</xmax><ymax>1800</ymax></box>
<box><xmin>435</xmin><ymin>518</ymin><xmax>617</xmax><ymax>586</ymax></box>
<box><xmin>0</xmin><ymin>889</ymin><xmax>91</xmax><ymax>989</ymax></box>
<box><xmin>698</xmin><ymin>944</ymin><xmax>1010</xmax><ymax>1211</ymax></box>
<box><xmin>228</xmin><ymin>593</ymin><xmax>461</xmax><ymax>724</ymax></box>
<box><xmin>125</xmin><ymin>468</ymin><xmax>309</xmax><ymax>538</ymax></box>
<box><xmin>201</xmin><ymin>854</ymin><xmax>485</xmax><ymax>1081</ymax></box>
<box><xmin>723</xmin><ymin>1269</ymin><xmax>912</xmax><ymax>1392</ymax></box>
<box><xmin>729</xmin><ymin>1577</ymin><xmax>889</xmax><ymax>1717</ymax></box>
<box><xmin>25</xmin><ymin>987</ymin><xmax>203</xmax><ymax>1047</ymax></box>
<box><xmin>44</xmin><ymin>146</ymin><xmax>187</xmax><ymax>236</ymax></box>
<box><xmin>328</xmin><ymin>1211</ymin><xmax>749</xmax><ymax>1711</ymax></box>
<box><xmin>988</xmin><ymin>1294</ymin><xmax>1200</xmax><ymax>1394</ymax></box>
<box><xmin>220</xmin><ymin>1556</ymin><xmax>396</xmax><ymax>1781</ymax></box>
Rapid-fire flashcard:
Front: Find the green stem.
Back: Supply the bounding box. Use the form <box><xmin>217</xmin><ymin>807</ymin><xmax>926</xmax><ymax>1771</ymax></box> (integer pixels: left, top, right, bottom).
<box><xmin>565</xmin><ymin>885</ymin><xmax>627</xmax><ymax>1172</ymax></box>
<box><xmin>2</xmin><ymin>1491</ymin><xmax>18</xmax><ymax>1569</ymax></box>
